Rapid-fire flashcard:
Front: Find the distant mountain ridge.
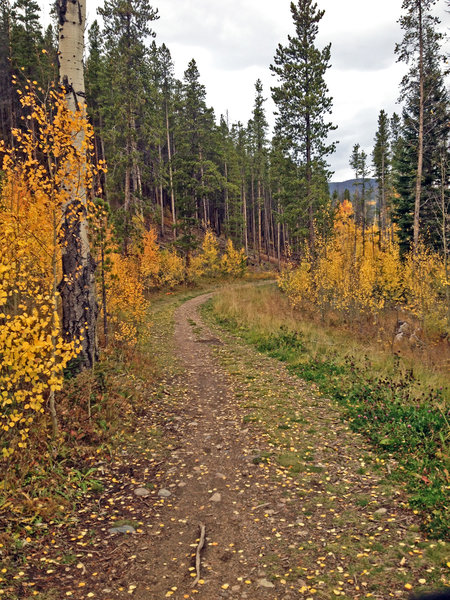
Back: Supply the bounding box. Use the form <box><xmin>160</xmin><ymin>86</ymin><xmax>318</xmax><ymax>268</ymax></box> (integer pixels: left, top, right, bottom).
<box><xmin>329</xmin><ymin>178</ymin><xmax>378</xmax><ymax>197</ymax></box>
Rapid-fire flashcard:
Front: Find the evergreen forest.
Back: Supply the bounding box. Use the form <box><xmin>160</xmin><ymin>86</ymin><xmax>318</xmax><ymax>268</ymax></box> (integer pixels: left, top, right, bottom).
<box><xmin>0</xmin><ymin>1</ymin><xmax>449</xmax><ymax>598</ymax></box>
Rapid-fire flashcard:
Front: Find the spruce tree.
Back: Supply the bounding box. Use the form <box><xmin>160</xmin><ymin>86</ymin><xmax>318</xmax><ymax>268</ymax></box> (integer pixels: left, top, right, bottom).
<box><xmin>98</xmin><ymin>0</ymin><xmax>159</xmax><ymax>245</ymax></box>
<box><xmin>393</xmin><ymin>23</ymin><xmax>449</xmax><ymax>253</ymax></box>
<box><xmin>395</xmin><ymin>0</ymin><xmax>441</xmax><ymax>250</ymax></box>
<box><xmin>85</xmin><ymin>21</ymin><xmax>108</xmax><ymax>202</ymax></box>
<box><xmin>10</xmin><ymin>0</ymin><xmax>42</xmax><ymax>77</ymax></box>
<box><xmin>270</xmin><ymin>0</ymin><xmax>336</xmax><ymax>251</ymax></box>
<box><xmin>174</xmin><ymin>59</ymin><xmax>221</xmax><ymax>262</ymax></box>
<box><xmin>350</xmin><ymin>144</ymin><xmax>370</xmax><ymax>248</ymax></box>
<box><xmin>372</xmin><ymin>109</ymin><xmax>391</xmax><ymax>240</ymax></box>
<box><xmin>155</xmin><ymin>43</ymin><xmax>177</xmax><ymax>236</ymax></box>
<box><xmin>249</xmin><ymin>79</ymin><xmax>269</xmax><ymax>259</ymax></box>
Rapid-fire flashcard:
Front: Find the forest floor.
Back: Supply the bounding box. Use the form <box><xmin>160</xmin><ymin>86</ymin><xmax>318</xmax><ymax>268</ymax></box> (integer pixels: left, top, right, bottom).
<box><xmin>4</xmin><ymin>285</ymin><xmax>449</xmax><ymax>600</ymax></box>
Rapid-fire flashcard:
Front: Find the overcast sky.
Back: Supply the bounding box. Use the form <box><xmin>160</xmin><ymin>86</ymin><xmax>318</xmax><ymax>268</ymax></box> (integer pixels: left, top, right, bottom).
<box><xmin>40</xmin><ymin>0</ymin><xmax>449</xmax><ymax>181</ymax></box>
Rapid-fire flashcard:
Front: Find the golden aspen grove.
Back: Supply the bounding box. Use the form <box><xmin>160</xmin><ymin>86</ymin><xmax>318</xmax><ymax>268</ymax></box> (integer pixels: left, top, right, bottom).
<box><xmin>279</xmin><ymin>201</ymin><xmax>449</xmax><ymax>343</ymax></box>
<box><xmin>0</xmin><ymin>0</ymin><xmax>448</xmax><ymax>598</ymax></box>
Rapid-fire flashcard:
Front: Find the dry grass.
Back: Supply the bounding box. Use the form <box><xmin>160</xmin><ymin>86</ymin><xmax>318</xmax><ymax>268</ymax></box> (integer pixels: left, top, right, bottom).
<box><xmin>212</xmin><ymin>282</ymin><xmax>450</xmax><ymax>395</ymax></box>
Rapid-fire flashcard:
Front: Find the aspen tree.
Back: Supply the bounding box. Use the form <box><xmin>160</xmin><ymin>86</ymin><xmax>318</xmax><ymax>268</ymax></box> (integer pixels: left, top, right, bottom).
<box><xmin>57</xmin><ymin>0</ymin><xmax>98</xmax><ymax>370</ymax></box>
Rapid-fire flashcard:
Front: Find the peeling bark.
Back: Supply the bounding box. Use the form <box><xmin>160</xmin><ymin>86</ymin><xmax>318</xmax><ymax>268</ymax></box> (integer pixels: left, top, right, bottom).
<box><xmin>57</xmin><ymin>0</ymin><xmax>98</xmax><ymax>370</ymax></box>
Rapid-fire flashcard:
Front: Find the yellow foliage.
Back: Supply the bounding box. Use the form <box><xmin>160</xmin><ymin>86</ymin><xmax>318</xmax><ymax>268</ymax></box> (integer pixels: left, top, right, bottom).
<box><xmin>140</xmin><ymin>228</ymin><xmax>185</xmax><ymax>289</ymax></box>
<box><xmin>155</xmin><ymin>250</ymin><xmax>185</xmax><ymax>288</ymax></box>
<box><xmin>107</xmin><ymin>251</ymin><xmax>149</xmax><ymax>346</ymax></box>
<box><xmin>188</xmin><ymin>231</ymin><xmax>247</xmax><ymax>280</ymax></box>
<box><xmin>0</xmin><ymin>84</ymin><xmax>95</xmax><ymax>456</ymax></box>
<box><xmin>195</xmin><ymin>230</ymin><xmax>220</xmax><ymax>278</ymax></box>
<box><xmin>221</xmin><ymin>239</ymin><xmax>247</xmax><ymax>278</ymax></box>
<box><xmin>141</xmin><ymin>228</ymin><xmax>161</xmax><ymax>280</ymax></box>
<box><xmin>279</xmin><ymin>206</ymin><xmax>449</xmax><ymax>335</ymax></box>
<box><xmin>403</xmin><ymin>244</ymin><xmax>447</xmax><ymax>331</ymax></box>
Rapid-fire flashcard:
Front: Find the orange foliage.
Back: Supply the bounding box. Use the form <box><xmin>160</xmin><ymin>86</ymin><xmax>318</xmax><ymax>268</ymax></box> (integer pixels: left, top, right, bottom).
<box><xmin>279</xmin><ymin>204</ymin><xmax>449</xmax><ymax>335</ymax></box>
<box><xmin>0</xmin><ymin>83</ymin><xmax>100</xmax><ymax>457</ymax></box>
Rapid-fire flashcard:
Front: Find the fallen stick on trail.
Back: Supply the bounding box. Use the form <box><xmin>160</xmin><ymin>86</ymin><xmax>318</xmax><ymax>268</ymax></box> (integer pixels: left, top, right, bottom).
<box><xmin>192</xmin><ymin>523</ymin><xmax>206</xmax><ymax>587</ymax></box>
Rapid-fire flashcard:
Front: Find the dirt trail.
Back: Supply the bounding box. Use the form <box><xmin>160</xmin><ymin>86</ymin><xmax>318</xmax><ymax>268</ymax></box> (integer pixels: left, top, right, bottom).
<box><xmin>128</xmin><ymin>292</ymin><xmax>443</xmax><ymax>600</ymax></box>
<box><xmin>134</xmin><ymin>293</ymin><xmax>295</xmax><ymax>599</ymax></box>
<box><xmin>18</xmin><ymin>290</ymin><xmax>446</xmax><ymax>600</ymax></box>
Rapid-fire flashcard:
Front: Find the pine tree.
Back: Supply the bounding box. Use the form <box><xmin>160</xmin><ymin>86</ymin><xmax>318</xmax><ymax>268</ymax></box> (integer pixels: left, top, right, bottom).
<box><xmin>85</xmin><ymin>21</ymin><xmax>108</xmax><ymax>200</ymax></box>
<box><xmin>216</xmin><ymin>116</ymin><xmax>242</xmax><ymax>243</ymax></box>
<box><xmin>269</xmin><ymin>133</ymin><xmax>303</xmax><ymax>252</ymax></box>
<box><xmin>350</xmin><ymin>144</ymin><xmax>370</xmax><ymax>249</ymax></box>
<box><xmin>372</xmin><ymin>109</ymin><xmax>391</xmax><ymax>241</ymax></box>
<box><xmin>153</xmin><ymin>42</ymin><xmax>177</xmax><ymax>237</ymax></box>
<box><xmin>173</xmin><ymin>59</ymin><xmax>221</xmax><ymax>262</ymax></box>
<box><xmin>393</xmin><ymin>23</ymin><xmax>449</xmax><ymax>253</ymax></box>
<box><xmin>270</xmin><ymin>0</ymin><xmax>336</xmax><ymax>252</ymax></box>
<box><xmin>10</xmin><ymin>0</ymin><xmax>42</xmax><ymax>78</ymax></box>
<box><xmin>249</xmin><ymin>79</ymin><xmax>269</xmax><ymax>260</ymax></box>
<box><xmin>395</xmin><ymin>0</ymin><xmax>441</xmax><ymax>250</ymax></box>
<box><xmin>98</xmin><ymin>0</ymin><xmax>159</xmax><ymax>244</ymax></box>
<box><xmin>232</xmin><ymin>121</ymin><xmax>250</xmax><ymax>252</ymax></box>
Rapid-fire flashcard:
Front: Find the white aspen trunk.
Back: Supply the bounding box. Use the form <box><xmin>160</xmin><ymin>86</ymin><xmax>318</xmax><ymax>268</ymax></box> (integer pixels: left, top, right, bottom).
<box><xmin>57</xmin><ymin>0</ymin><xmax>98</xmax><ymax>370</ymax></box>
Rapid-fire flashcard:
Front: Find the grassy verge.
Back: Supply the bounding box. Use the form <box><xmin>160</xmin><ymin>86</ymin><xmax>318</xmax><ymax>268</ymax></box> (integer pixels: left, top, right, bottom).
<box><xmin>205</xmin><ymin>283</ymin><xmax>450</xmax><ymax>539</ymax></box>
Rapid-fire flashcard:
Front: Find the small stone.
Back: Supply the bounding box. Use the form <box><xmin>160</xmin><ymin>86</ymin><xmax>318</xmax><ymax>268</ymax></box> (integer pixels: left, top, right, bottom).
<box><xmin>108</xmin><ymin>525</ymin><xmax>136</xmax><ymax>534</ymax></box>
<box><xmin>257</xmin><ymin>578</ymin><xmax>275</xmax><ymax>589</ymax></box>
<box><xmin>210</xmin><ymin>492</ymin><xmax>222</xmax><ymax>503</ymax></box>
<box><xmin>215</xmin><ymin>472</ymin><xmax>226</xmax><ymax>480</ymax></box>
<box><xmin>158</xmin><ymin>488</ymin><xmax>172</xmax><ymax>498</ymax></box>
<box><xmin>134</xmin><ymin>487</ymin><xmax>150</xmax><ymax>498</ymax></box>
<box><xmin>374</xmin><ymin>508</ymin><xmax>387</xmax><ymax>515</ymax></box>
<box><xmin>232</xmin><ymin>585</ymin><xmax>241</xmax><ymax>592</ymax></box>
<box><xmin>178</xmin><ymin>482</ymin><xmax>187</xmax><ymax>488</ymax></box>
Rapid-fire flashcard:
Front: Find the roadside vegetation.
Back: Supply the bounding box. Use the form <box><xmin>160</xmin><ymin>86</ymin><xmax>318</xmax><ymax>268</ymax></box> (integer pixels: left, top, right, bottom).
<box><xmin>207</xmin><ymin>282</ymin><xmax>449</xmax><ymax>539</ymax></box>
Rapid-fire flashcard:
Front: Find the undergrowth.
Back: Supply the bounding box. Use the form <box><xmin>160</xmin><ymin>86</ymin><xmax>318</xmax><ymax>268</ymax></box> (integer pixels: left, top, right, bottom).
<box><xmin>206</xmin><ymin>284</ymin><xmax>450</xmax><ymax>539</ymax></box>
<box><xmin>0</xmin><ymin>286</ymin><xmax>195</xmax><ymax>559</ymax></box>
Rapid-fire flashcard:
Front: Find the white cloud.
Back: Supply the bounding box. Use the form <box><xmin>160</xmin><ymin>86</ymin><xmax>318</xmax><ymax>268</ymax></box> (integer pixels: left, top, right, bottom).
<box><xmin>39</xmin><ymin>0</ymin><xmax>448</xmax><ymax>181</ymax></box>
<box><xmin>155</xmin><ymin>0</ymin><xmax>286</xmax><ymax>70</ymax></box>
